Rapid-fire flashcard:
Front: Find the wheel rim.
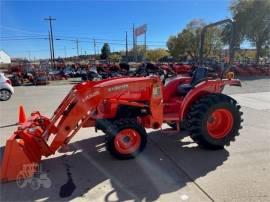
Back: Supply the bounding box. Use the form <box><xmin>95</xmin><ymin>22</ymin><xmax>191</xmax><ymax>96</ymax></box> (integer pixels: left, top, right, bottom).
<box><xmin>114</xmin><ymin>129</ymin><xmax>141</xmax><ymax>154</ymax></box>
<box><xmin>0</xmin><ymin>90</ymin><xmax>11</xmax><ymax>100</ymax></box>
<box><xmin>207</xmin><ymin>108</ymin><xmax>233</xmax><ymax>139</ymax></box>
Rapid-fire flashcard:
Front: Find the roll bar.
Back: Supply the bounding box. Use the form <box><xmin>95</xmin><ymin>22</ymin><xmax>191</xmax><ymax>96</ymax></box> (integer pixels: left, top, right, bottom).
<box><xmin>199</xmin><ymin>19</ymin><xmax>236</xmax><ymax>71</ymax></box>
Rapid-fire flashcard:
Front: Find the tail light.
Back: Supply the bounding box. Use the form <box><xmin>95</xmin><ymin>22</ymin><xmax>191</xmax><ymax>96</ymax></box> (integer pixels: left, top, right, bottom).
<box><xmin>6</xmin><ymin>79</ymin><xmax>12</xmax><ymax>85</ymax></box>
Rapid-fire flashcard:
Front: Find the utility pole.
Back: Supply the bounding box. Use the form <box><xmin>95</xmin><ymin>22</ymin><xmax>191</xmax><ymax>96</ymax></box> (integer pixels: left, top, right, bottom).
<box><xmin>133</xmin><ymin>24</ymin><xmax>136</xmax><ymax>62</ymax></box>
<box><xmin>48</xmin><ymin>31</ymin><xmax>53</xmax><ymax>67</ymax></box>
<box><xmin>28</xmin><ymin>51</ymin><xmax>31</xmax><ymax>61</ymax></box>
<box><xmin>44</xmin><ymin>16</ymin><xmax>56</xmax><ymax>68</ymax></box>
<box><xmin>125</xmin><ymin>31</ymin><xmax>128</xmax><ymax>59</ymax></box>
<box><xmin>93</xmin><ymin>38</ymin><xmax>96</xmax><ymax>59</ymax></box>
<box><xmin>64</xmin><ymin>46</ymin><xmax>67</xmax><ymax>58</ymax></box>
<box><xmin>144</xmin><ymin>30</ymin><xmax>147</xmax><ymax>53</ymax></box>
<box><xmin>144</xmin><ymin>28</ymin><xmax>147</xmax><ymax>62</ymax></box>
<box><xmin>76</xmin><ymin>39</ymin><xmax>79</xmax><ymax>56</ymax></box>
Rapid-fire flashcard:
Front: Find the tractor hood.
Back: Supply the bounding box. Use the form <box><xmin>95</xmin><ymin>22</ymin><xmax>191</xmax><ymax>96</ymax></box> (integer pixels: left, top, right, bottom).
<box><xmin>75</xmin><ymin>76</ymin><xmax>159</xmax><ymax>89</ymax></box>
<box><xmin>74</xmin><ymin>76</ymin><xmax>161</xmax><ymax>101</ymax></box>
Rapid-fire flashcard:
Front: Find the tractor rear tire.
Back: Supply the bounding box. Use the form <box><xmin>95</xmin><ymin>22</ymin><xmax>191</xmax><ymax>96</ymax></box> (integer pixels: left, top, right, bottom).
<box><xmin>105</xmin><ymin>119</ymin><xmax>147</xmax><ymax>159</ymax></box>
<box><xmin>187</xmin><ymin>94</ymin><xmax>243</xmax><ymax>149</ymax></box>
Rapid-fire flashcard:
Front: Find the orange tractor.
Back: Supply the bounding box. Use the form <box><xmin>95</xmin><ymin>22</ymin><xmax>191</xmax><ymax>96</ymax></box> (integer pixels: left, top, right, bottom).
<box><xmin>0</xmin><ymin>19</ymin><xmax>243</xmax><ymax>182</ymax></box>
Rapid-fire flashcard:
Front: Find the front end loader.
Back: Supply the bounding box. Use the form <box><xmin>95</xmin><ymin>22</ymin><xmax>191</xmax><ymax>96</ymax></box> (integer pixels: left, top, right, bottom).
<box><xmin>0</xmin><ymin>77</ymin><xmax>164</xmax><ymax>182</ymax></box>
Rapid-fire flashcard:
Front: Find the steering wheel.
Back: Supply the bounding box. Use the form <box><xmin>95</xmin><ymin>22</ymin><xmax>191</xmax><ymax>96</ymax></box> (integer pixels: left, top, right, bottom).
<box><xmin>160</xmin><ymin>67</ymin><xmax>177</xmax><ymax>84</ymax></box>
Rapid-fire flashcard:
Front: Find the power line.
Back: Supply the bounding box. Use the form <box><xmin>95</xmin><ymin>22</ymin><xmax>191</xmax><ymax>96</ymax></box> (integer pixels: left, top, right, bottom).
<box><xmin>47</xmin><ymin>38</ymin><xmax>167</xmax><ymax>47</ymax></box>
<box><xmin>0</xmin><ymin>35</ymin><xmax>47</xmax><ymax>39</ymax></box>
<box><xmin>10</xmin><ymin>47</ymin><xmax>76</xmax><ymax>53</ymax></box>
<box><xmin>0</xmin><ymin>35</ymin><xmax>167</xmax><ymax>44</ymax></box>
<box><xmin>0</xmin><ymin>37</ymin><xmax>167</xmax><ymax>48</ymax></box>
<box><xmin>0</xmin><ymin>38</ymin><xmax>48</xmax><ymax>41</ymax></box>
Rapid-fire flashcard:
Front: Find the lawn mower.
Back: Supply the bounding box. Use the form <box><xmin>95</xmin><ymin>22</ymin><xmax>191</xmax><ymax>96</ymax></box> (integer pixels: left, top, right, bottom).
<box><xmin>0</xmin><ymin>19</ymin><xmax>243</xmax><ymax>182</ymax></box>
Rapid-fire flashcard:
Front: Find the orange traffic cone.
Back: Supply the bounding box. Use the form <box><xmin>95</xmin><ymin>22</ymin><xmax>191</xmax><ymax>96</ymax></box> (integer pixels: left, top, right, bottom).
<box><xmin>18</xmin><ymin>105</ymin><xmax>27</xmax><ymax>124</ymax></box>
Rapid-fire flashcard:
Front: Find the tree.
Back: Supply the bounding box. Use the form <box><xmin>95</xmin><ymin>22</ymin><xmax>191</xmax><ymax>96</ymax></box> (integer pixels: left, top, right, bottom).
<box><xmin>146</xmin><ymin>49</ymin><xmax>169</xmax><ymax>62</ymax></box>
<box><xmin>167</xmin><ymin>19</ymin><xmax>223</xmax><ymax>62</ymax></box>
<box><xmin>230</xmin><ymin>0</ymin><xmax>270</xmax><ymax>64</ymax></box>
<box><xmin>109</xmin><ymin>53</ymin><xmax>122</xmax><ymax>63</ymax></box>
<box><xmin>167</xmin><ymin>35</ymin><xmax>183</xmax><ymax>59</ymax></box>
<box><xmin>100</xmin><ymin>43</ymin><xmax>111</xmax><ymax>60</ymax></box>
<box><xmin>130</xmin><ymin>45</ymin><xmax>147</xmax><ymax>61</ymax></box>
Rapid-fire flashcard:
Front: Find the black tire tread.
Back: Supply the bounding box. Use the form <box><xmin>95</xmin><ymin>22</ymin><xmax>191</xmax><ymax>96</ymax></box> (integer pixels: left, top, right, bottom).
<box><xmin>186</xmin><ymin>93</ymin><xmax>243</xmax><ymax>149</ymax></box>
<box><xmin>105</xmin><ymin>119</ymin><xmax>147</xmax><ymax>159</ymax></box>
<box><xmin>0</xmin><ymin>89</ymin><xmax>12</xmax><ymax>101</ymax></box>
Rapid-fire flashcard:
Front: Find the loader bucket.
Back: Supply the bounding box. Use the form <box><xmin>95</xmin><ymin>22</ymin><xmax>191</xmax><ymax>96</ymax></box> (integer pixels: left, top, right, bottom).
<box><xmin>0</xmin><ymin>133</ymin><xmax>41</xmax><ymax>182</ymax></box>
<box><xmin>0</xmin><ymin>108</ymin><xmax>50</xmax><ymax>183</ymax></box>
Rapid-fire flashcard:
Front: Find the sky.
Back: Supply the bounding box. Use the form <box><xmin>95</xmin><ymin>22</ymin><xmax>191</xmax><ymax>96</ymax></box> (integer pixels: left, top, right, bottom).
<box><xmin>0</xmin><ymin>0</ymin><xmax>232</xmax><ymax>59</ymax></box>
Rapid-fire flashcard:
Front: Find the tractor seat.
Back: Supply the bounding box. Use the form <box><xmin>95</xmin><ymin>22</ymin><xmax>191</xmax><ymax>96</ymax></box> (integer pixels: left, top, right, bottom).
<box><xmin>177</xmin><ymin>67</ymin><xmax>208</xmax><ymax>96</ymax></box>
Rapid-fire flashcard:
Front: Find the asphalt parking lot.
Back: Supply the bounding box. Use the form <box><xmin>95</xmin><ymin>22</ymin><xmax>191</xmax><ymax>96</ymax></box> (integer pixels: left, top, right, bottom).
<box><xmin>0</xmin><ymin>77</ymin><xmax>269</xmax><ymax>202</ymax></box>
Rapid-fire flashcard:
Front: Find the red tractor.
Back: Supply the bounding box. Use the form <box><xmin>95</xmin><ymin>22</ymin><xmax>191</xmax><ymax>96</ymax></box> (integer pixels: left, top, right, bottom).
<box><xmin>0</xmin><ymin>19</ymin><xmax>243</xmax><ymax>182</ymax></box>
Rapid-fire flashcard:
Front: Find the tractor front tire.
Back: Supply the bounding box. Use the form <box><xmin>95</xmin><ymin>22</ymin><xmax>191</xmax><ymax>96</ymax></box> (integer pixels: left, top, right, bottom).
<box><xmin>105</xmin><ymin>119</ymin><xmax>147</xmax><ymax>159</ymax></box>
<box><xmin>187</xmin><ymin>94</ymin><xmax>243</xmax><ymax>149</ymax></box>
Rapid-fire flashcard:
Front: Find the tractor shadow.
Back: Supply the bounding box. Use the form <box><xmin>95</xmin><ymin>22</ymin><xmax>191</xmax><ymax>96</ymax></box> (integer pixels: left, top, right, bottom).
<box><xmin>0</xmin><ymin>130</ymin><xmax>229</xmax><ymax>201</ymax></box>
